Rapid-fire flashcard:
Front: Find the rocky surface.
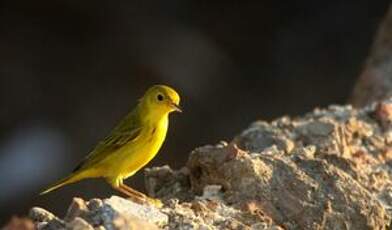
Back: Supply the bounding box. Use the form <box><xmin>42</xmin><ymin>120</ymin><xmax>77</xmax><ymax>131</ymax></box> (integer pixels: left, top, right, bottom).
<box><xmin>7</xmin><ymin>99</ymin><xmax>392</xmax><ymax>229</ymax></box>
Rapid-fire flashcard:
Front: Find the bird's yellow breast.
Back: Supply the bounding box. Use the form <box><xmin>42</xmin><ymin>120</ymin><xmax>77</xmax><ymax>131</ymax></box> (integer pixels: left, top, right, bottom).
<box><xmin>107</xmin><ymin>116</ymin><xmax>169</xmax><ymax>179</ymax></box>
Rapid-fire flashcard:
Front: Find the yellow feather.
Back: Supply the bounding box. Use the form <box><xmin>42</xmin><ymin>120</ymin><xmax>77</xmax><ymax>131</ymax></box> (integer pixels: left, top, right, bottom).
<box><xmin>40</xmin><ymin>85</ymin><xmax>181</xmax><ymax>195</ymax></box>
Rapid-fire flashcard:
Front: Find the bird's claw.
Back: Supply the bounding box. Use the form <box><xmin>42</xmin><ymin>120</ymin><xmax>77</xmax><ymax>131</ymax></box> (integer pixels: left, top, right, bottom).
<box><xmin>126</xmin><ymin>195</ymin><xmax>163</xmax><ymax>208</ymax></box>
<box><xmin>146</xmin><ymin>197</ymin><xmax>163</xmax><ymax>208</ymax></box>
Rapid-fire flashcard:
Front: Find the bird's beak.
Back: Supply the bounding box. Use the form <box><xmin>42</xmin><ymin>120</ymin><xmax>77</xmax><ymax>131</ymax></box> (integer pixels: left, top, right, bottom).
<box><xmin>171</xmin><ymin>103</ymin><xmax>182</xmax><ymax>113</ymax></box>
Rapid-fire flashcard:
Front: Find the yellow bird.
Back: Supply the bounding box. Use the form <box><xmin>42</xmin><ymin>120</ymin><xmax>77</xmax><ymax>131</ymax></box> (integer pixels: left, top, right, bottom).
<box><xmin>40</xmin><ymin>85</ymin><xmax>181</xmax><ymax>206</ymax></box>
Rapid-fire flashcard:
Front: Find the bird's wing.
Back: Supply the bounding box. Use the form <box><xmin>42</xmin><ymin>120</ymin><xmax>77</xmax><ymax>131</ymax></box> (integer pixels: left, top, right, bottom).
<box><xmin>72</xmin><ymin>109</ymin><xmax>142</xmax><ymax>172</ymax></box>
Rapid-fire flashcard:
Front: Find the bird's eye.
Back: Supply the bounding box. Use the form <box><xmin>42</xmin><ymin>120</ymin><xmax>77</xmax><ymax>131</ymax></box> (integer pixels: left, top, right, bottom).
<box><xmin>157</xmin><ymin>94</ymin><xmax>164</xmax><ymax>101</ymax></box>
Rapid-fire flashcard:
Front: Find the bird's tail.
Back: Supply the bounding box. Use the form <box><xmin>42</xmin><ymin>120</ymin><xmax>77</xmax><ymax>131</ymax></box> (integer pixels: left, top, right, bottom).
<box><xmin>40</xmin><ymin>172</ymin><xmax>85</xmax><ymax>195</ymax></box>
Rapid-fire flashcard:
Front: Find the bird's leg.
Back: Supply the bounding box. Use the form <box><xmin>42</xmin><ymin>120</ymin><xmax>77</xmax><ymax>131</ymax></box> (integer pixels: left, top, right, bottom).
<box><xmin>120</xmin><ymin>184</ymin><xmax>163</xmax><ymax>208</ymax></box>
<box><xmin>120</xmin><ymin>184</ymin><xmax>147</xmax><ymax>198</ymax></box>
<box><xmin>112</xmin><ymin>185</ymin><xmax>146</xmax><ymax>205</ymax></box>
<box><xmin>109</xmin><ymin>178</ymin><xmax>145</xmax><ymax>205</ymax></box>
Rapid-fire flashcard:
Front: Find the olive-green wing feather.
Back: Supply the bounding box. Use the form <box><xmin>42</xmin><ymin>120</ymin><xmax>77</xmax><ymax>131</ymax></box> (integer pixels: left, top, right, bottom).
<box><xmin>73</xmin><ymin>108</ymin><xmax>142</xmax><ymax>172</ymax></box>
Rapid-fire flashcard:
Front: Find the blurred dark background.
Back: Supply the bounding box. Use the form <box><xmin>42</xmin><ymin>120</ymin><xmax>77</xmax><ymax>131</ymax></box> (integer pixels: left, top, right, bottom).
<box><xmin>0</xmin><ymin>0</ymin><xmax>389</xmax><ymax>224</ymax></box>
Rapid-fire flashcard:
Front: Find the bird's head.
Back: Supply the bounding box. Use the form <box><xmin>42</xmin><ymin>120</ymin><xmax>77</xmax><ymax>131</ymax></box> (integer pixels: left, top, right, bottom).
<box><xmin>141</xmin><ymin>85</ymin><xmax>182</xmax><ymax>116</ymax></box>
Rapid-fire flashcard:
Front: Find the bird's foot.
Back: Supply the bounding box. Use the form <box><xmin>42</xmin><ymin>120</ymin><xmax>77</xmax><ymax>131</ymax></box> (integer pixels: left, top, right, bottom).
<box><xmin>145</xmin><ymin>196</ymin><xmax>163</xmax><ymax>208</ymax></box>
<box><xmin>118</xmin><ymin>184</ymin><xmax>163</xmax><ymax>208</ymax></box>
<box><xmin>126</xmin><ymin>194</ymin><xmax>163</xmax><ymax>208</ymax></box>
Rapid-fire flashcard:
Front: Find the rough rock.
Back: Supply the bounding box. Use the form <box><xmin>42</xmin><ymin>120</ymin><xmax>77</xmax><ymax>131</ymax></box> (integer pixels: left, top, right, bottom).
<box><xmin>2</xmin><ymin>216</ymin><xmax>35</xmax><ymax>230</ymax></box>
<box><xmin>66</xmin><ymin>217</ymin><xmax>94</xmax><ymax>230</ymax></box>
<box><xmin>16</xmin><ymin>99</ymin><xmax>392</xmax><ymax>229</ymax></box>
<box><xmin>28</xmin><ymin>196</ymin><xmax>163</xmax><ymax>230</ymax></box>
<box><xmin>148</xmin><ymin>100</ymin><xmax>392</xmax><ymax>229</ymax></box>
<box><xmin>104</xmin><ymin>196</ymin><xmax>168</xmax><ymax>226</ymax></box>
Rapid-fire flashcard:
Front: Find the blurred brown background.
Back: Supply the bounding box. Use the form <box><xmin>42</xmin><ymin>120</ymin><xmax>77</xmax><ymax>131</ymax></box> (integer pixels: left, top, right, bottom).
<box><xmin>0</xmin><ymin>0</ymin><xmax>389</xmax><ymax>224</ymax></box>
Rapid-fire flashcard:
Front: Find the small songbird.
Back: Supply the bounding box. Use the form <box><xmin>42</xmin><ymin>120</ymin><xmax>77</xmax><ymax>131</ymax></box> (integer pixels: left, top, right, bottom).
<box><xmin>40</xmin><ymin>85</ymin><xmax>181</xmax><ymax>206</ymax></box>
